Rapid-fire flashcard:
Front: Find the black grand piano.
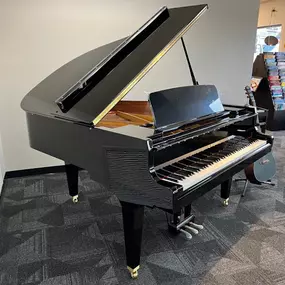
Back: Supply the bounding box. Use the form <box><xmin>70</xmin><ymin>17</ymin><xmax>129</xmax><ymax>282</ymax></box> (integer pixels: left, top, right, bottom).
<box><xmin>21</xmin><ymin>4</ymin><xmax>273</xmax><ymax>279</ymax></box>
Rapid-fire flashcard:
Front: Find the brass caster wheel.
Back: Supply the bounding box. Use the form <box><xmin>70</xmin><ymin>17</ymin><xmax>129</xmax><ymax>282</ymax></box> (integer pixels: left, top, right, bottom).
<box><xmin>72</xmin><ymin>195</ymin><xmax>79</xmax><ymax>203</ymax></box>
<box><xmin>127</xmin><ymin>265</ymin><xmax>139</xmax><ymax>279</ymax></box>
<box><xmin>223</xmin><ymin>198</ymin><xmax>229</xmax><ymax>206</ymax></box>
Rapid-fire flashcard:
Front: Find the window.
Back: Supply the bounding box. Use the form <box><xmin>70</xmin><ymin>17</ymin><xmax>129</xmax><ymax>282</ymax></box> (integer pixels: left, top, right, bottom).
<box><xmin>254</xmin><ymin>25</ymin><xmax>282</xmax><ymax>60</ymax></box>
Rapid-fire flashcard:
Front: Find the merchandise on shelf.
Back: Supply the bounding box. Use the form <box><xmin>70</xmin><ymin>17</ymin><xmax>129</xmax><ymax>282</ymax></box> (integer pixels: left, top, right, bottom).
<box><xmin>264</xmin><ymin>52</ymin><xmax>285</xmax><ymax>109</ymax></box>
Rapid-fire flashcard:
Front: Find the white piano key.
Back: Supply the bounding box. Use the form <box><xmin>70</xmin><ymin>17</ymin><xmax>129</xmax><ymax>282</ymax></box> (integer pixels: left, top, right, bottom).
<box><xmin>179</xmin><ymin>139</ymin><xmax>267</xmax><ymax>190</ymax></box>
<box><xmin>155</xmin><ymin>138</ymin><xmax>268</xmax><ymax>191</ymax></box>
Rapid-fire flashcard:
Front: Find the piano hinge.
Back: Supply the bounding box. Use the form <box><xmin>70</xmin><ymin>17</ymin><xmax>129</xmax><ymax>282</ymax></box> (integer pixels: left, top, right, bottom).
<box><xmin>54</xmin><ymin>115</ymin><xmax>94</xmax><ymax>128</ymax></box>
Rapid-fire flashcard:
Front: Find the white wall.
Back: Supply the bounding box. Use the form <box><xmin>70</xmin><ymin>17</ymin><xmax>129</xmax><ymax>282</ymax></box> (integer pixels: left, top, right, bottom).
<box><xmin>258</xmin><ymin>0</ymin><xmax>285</xmax><ymax>52</ymax></box>
<box><xmin>0</xmin><ymin>0</ymin><xmax>260</xmax><ymax>171</ymax></box>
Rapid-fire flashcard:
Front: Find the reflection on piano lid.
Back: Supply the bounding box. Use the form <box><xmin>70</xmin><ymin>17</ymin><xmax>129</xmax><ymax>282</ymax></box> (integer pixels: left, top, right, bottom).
<box><xmin>55</xmin><ymin>6</ymin><xmax>170</xmax><ymax>113</ymax></box>
<box><xmin>21</xmin><ymin>4</ymin><xmax>209</xmax><ymax>126</ymax></box>
<box><xmin>149</xmin><ymin>85</ymin><xmax>225</xmax><ymax>131</ymax></box>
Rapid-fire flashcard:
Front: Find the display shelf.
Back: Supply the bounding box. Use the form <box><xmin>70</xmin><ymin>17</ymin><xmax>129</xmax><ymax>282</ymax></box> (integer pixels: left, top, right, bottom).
<box><xmin>252</xmin><ymin>52</ymin><xmax>285</xmax><ymax>131</ymax></box>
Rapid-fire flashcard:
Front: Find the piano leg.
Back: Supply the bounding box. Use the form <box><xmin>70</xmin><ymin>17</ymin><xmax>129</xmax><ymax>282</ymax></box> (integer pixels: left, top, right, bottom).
<box><xmin>65</xmin><ymin>163</ymin><xmax>79</xmax><ymax>203</ymax></box>
<box><xmin>120</xmin><ymin>201</ymin><xmax>144</xmax><ymax>279</ymax></box>
<box><xmin>221</xmin><ymin>177</ymin><xmax>232</xmax><ymax>206</ymax></box>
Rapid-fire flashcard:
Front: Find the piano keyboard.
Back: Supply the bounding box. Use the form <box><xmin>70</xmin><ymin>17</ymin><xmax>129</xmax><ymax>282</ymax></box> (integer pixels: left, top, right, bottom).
<box><xmin>153</xmin><ymin>135</ymin><xmax>268</xmax><ymax>190</ymax></box>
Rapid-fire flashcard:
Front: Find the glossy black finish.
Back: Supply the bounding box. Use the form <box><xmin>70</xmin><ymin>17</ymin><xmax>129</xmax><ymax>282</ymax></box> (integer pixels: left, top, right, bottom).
<box><xmin>149</xmin><ymin>85</ymin><xmax>224</xmax><ymax>131</ymax></box>
<box><xmin>21</xmin><ymin>4</ymin><xmax>274</xmax><ymax>274</ymax></box>
<box><xmin>55</xmin><ymin>7</ymin><xmax>170</xmax><ymax>113</ymax></box>
<box><xmin>25</xmin><ymin>106</ymin><xmax>272</xmax><ymax>214</ymax></box>
<box><xmin>121</xmin><ymin>201</ymin><xmax>144</xmax><ymax>270</ymax></box>
<box><xmin>150</xmin><ymin>109</ymin><xmax>257</xmax><ymax>149</ymax></box>
<box><xmin>181</xmin><ymin>37</ymin><xmax>198</xmax><ymax>85</ymax></box>
<box><xmin>21</xmin><ymin>5</ymin><xmax>208</xmax><ymax>124</ymax></box>
<box><xmin>26</xmin><ymin>113</ymin><xmax>173</xmax><ymax>209</ymax></box>
<box><xmin>184</xmin><ymin>204</ymin><xmax>191</xmax><ymax>217</ymax></box>
<box><xmin>24</xmin><ymin>95</ymin><xmax>273</xmax><ymax>278</ymax></box>
<box><xmin>221</xmin><ymin>178</ymin><xmax>232</xmax><ymax>200</ymax></box>
<box><xmin>65</xmin><ymin>164</ymin><xmax>79</xmax><ymax>197</ymax></box>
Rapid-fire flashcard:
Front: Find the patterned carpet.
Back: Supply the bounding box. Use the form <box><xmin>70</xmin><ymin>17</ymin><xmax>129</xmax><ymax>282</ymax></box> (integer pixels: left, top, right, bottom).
<box><xmin>0</xmin><ymin>131</ymin><xmax>285</xmax><ymax>285</ymax></box>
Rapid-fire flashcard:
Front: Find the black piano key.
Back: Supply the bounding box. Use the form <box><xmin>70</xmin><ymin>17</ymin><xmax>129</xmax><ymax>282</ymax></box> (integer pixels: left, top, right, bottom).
<box><xmin>172</xmin><ymin>163</ymin><xmax>185</xmax><ymax>170</ymax></box>
<box><xmin>183</xmin><ymin>160</ymin><xmax>204</xmax><ymax>170</ymax></box>
<box><xmin>159</xmin><ymin>168</ymin><xmax>185</xmax><ymax>180</ymax></box>
<box><xmin>190</xmin><ymin>155</ymin><xmax>213</xmax><ymax>165</ymax></box>
<box><xmin>184</xmin><ymin>166</ymin><xmax>201</xmax><ymax>173</ymax></box>
<box><xmin>194</xmin><ymin>154</ymin><xmax>215</xmax><ymax>163</ymax></box>
<box><xmin>217</xmin><ymin>150</ymin><xmax>232</xmax><ymax>155</ymax></box>
<box><xmin>164</xmin><ymin>165</ymin><xmax>181</xmax><ymax>172</ymax></box>
<box><xmin>201</xmin><ymin>151</ymin><xmax>223</xmax><ymax>159</ymax></box>
<box><xmin>158</xmin><ymin>169</ymin><xmax>181</xmax><ymax>179</ymax></box>
<box><xmin>156</xmin><ymin>173</ymin><xmax>179</xmax><ymax>183</ymax></box>
<box><xmin>174</xmin><ymin>162</ymin><xmax>197</xmax><ymax>174</ymax></box>
<box><xmin>168</xmin><ymin>173</ymin><xmax>185</xmax><ymax>181</ymax></box>
<box><xmin>178</xmin><ymin>161</ymin><xmax>200</xmax><ymax>172</ymax></box>
<box><xmin>171</xmin><ymin>164</ymin><xmax>195</xmax><ymax>177</ymax></box>
<box><xmin>188</xmin><ymin>156</ymin><xmax>205</xmax><ymax>162</ymax></box>
<box><xmin>209</xmin><ymin>149</ymin><xmax>222</xmax><ymax>154</ymax></box>
<box><xmin>207</xmin><ymin>146</ymin><xmax>227</xmax><ymax>153</ymax></box>
<box><xmin>156</xmin><ymin>136</ymin><xmax>257</xmax><ymax>181</ymax></box>
<box><xmin>187</xmin><ymin>158</ymin><xmax>208</xmax><ymax>167</ymax></box>
<box><xmin>224</xmin><ymin>145</ymin><xmax>237</xmax><ymax>151</ymax></box>
<box><xmin>157</xmin><ymin>169</ymin><xmax>184</xmax><ymax>181</ymax></box>
<box><xmin>176</xmin><ymin>169</ymin><xmax>192</xmax><ymax>177</ymax></box>
<box><xmin>193</xmin><ymin>153</ymin><xmax>213</xmax><ymax>161</ymax></box>
<box><xmin>173</xmin><ymin>163</ymin><xmax>193</xmax><ymax>173</ymax></box>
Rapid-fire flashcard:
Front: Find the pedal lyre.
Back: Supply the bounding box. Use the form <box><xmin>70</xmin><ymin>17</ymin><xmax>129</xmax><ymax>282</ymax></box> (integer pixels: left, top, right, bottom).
<box><xmin>168</xmin><ymin>212</ymin><xmax>203</xmax><ymax>240</ymax></box>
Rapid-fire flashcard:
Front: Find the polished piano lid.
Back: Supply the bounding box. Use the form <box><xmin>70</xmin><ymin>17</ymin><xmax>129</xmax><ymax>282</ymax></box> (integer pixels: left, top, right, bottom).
<box><xmin>21</xmin><ymin>4</ymin><xmax>208</xmax><ymax>126</ymax></box>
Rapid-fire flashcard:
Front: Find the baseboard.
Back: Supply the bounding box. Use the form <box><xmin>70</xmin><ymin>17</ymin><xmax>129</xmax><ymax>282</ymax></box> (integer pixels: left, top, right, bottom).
<box><xmin>4</xmin><ymin>165</ymin><xmax>67</xmax><ymax>179</ymax></box>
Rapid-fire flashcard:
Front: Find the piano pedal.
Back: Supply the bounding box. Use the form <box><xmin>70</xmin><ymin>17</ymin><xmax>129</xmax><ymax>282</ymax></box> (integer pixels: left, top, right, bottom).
<box><xmin>168</xmin><ymin>211</ymin><xmax>203</xmax><ymax>240</ymax></box>
<box><xmin>184</xmin><ymin>225</ymin><xmax>199</xmax><ymax>235</ymax></box>
<box><xmin>179</xmin><ymin>228</ymin><xmax>192</xmax><ymax>240</ymax></box>
<box><xmin>188</xmin><ymin>222</ymin><xmax>204</xmax><ymax>231</ymax></box>
<box><xmin>72</xmin><ymin>195</ymin><xmax>79</xmax><ymax>203</ymax></box>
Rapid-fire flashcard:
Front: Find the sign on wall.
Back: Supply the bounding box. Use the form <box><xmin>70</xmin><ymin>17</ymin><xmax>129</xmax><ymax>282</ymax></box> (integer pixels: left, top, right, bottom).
<box><xmin>254</xmin><ymin>24</ymin><xmax>282</xmax><ymax>60</ymax></box>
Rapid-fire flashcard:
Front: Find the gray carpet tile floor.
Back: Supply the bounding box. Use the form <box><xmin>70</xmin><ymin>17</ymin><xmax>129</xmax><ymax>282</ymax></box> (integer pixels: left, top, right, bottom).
<box><xmin>0</xmin><ymin>131</ymin><xmax>284</xmax><ymax>285</ymax></box>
